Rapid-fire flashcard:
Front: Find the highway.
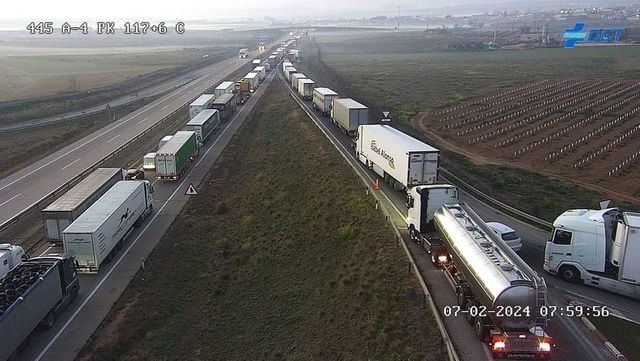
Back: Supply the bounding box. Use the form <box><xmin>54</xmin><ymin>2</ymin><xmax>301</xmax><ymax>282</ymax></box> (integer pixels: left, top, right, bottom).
<box><xmin>279</xmin><ymin>71</ymin><xmax>632</xmax><ymax>361</ymax></box>
<box><xmin>0</xmin><ymin>41</ymin><xmax>282</xmax><ymax>230</ymax></box>
<box><xmin>15</xmin><ymin>70</ymin><xmax>278</xmax><ymax>361</ymax></box>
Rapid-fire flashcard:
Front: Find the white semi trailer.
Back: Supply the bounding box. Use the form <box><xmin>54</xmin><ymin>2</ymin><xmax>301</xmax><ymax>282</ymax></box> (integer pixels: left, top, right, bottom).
<box><xmin>253</xmin><ymin>66</ymin><xmax>266</xmax><ymax>82</ymax></box>
<box><xmin>62</xmin><ymin>180</ymin><xmax>154</xmax><ymax>273</ymax></box>
<box><xmin>331</xmin><ymin>99</ymin><xmax>369</xmax><ymax>135</ymax></box>
<box><xmin>243</xmin><ymin>72</ymin><xmax>259</xmax><ymax>92</ymax></box>
<box><xmin>544</xmin><ymin>208</ymin><xmax>640</xmax><ymax>299</ymax></box>
<box><xmin>214</xmin><ymin>81</ymin><xmax>235</xmax><ymax>98</ymax></box>
<box><xmin>290</xmin><ymin>73</ymin><xmax>306</xmax><ymax>90</ymax></box>
<box><xmin>188</xmin><ymin>94</ymin><xmax>216</xmax><ymax>119</ymax></box>
<box><xmin>355</xmin><ymin>125</ymin><xmax>438</xmax><ymax>190</ymax></box>
<box><xmin>312</xmin><ymin>87</ymin><xmax>338</xmax><ymax>115</ymax></box>
<box><xmin>297</xmin><ymin>78</ymin><xmax>315</xmax><ymax>100</ymax></box>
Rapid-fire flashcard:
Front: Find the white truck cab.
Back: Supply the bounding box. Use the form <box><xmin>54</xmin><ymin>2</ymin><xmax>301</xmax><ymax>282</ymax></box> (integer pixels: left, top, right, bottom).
<box><xmin>0</xmin><ymin>243</ymin><xmax>26</xmax><ymax>278</ymax></box>
<box><xmin>544</xmin><ymin>208</ymin><xmax>640</xmax><ymax>299</ymax></box>
<box><xmin>406</xmin><ymin>184</ymin><xmax>459</xmax><ymax>239</ymax></box>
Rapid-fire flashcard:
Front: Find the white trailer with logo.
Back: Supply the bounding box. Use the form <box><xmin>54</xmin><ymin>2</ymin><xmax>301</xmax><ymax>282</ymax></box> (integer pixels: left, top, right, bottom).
<box><xmin>312</xmin><ymin>87</ymin><xmax>338</xmax><ymax>115</ymax></box>
<box><xmin>356</xmin><ymin>125</ymin><xmax>439</xmax><ymax>191</ymax></box>
<box><xmin>214</xmin><ymin>81</ymin><xmax>235</xmax><ymax>98</ymax></box>
<box><xmin>331</xmin><ymin>98</ymin><xmax>369</xmax><ymax>135</ymax></box>
<box><xmin>188</xmin><ymin>94</ymin><xmax>216</xmax><ymax>119</ymax></box>
<box><xmin>297</xmin><ymin>78</ymin><xmax>315</xmax><ymax>99</ymax></box>
<box><xmin>62</xmin><ymin>181</ymin><xmax>154</xmax><ymax>273</ymax></box>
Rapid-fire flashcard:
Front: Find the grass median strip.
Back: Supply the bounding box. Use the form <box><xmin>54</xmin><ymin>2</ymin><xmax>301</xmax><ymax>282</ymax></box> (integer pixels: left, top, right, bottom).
<box><xmin>78</xmin><ymin>80</ymin><xmax>442</xmax><ymax>360</ymax></box>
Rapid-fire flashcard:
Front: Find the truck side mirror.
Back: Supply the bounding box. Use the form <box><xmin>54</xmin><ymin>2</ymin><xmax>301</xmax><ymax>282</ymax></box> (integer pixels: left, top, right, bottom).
<box><xmin>406</xmin><ymin>195</ymin><xmax>414</xmax><ymax>208</ymax></box>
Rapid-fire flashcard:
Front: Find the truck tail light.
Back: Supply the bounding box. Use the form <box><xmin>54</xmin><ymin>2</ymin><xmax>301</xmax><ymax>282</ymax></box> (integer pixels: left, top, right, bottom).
<box><xmin>538</xmin><ymin>341</ymin><xmax>551</xmax><ymax>352</ymax></box>
<box><xmin>492</xmin><ymin>341</ymin><xmax>506</xmax><ymax>350</ymax></box>
<box><xmin>437</xmin><ymin>255</ymin><xmax>448</xmax><ymax>264</ymax></box>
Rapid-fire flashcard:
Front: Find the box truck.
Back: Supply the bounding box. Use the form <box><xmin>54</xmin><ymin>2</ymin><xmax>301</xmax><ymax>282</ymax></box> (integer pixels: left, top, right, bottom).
<box><xmin>211</xmin><ymin>93</ymin><xmax>236</xmax><ymax>122</ymax></box>
<box><xmin>313</xmin><ymin>87</ymin><xmax>338</xmax><ymax>115</ymax></box>
<box><xmin>155</xmin><ymin>131</ymin><xmax>199</xmax><ymax>180</ymax></box>
<box><xmin>290</xmin><ymin>73</ymin><xmax>306</xmax><ymax>90</ymax></box>
<box><xmin>544</xmin><ymin>208</ymin><xmax>640</xmax><ymax>299</ymax></box>
<box><xmin>297</xmin><ymin>78</ymin><xmax>315</xmax><ymax>100</ymax></box>
<box><xmin>63</xmin><ymin>180</ymin><xmax>154</xmax><ymax>273</ymax></box>
<box><xmin>41</xmin><ymin>168</ymin><xmax>125</xmax><ymax>241</ymax></box>
<box><xmin>0</xmin><ymin>256</ymin><xmax>79</xmax><ymax>361</ymax></box>
<box><xmin>143</xmin><ymin>153</ymin><xmax>156</xmax><ymax>170</ymax></box>
<box><xmin>253</xmin><ymin>66</ymin><xmax>266</xmax><ymax>82</ymax></box>
<box><xmin>243</xmin><ymin>72</ymin><xmax>259</xmax><ymax>92</ymax></box>
<box><xmin>356</xmin><ymin>125</ymin><xmax>439</xmax><ymax>190</ymax></box>
<box><xmin>331</xmin><ymin>99</ymin><xmax>369</xmax><ymax>135</ymax></box>
<box><xmin>184</xmin><ymin>109</ymin><xmax>220</xmax><ymax>145</ymax></box>
<box><xmin>188</xmin><ymin>94</ymin><xmax>216</xmax><ymax>119</ymax></box>
<box><xmin>214</xmin><ymin>81</ymin><xmax>235</xmax><ymax>98</ymax></box>
<box><xmin>0</xmin><ymin>244</ymin><xmax>26</xmax><ymax>279</ymax></box>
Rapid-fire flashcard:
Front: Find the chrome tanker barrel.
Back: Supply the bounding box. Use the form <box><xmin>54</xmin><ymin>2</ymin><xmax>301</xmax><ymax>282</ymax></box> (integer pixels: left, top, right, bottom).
<box><xmin>434</xmin><ymin>203</ymin><xmax>546</xmax><ymax>330</ymax></box>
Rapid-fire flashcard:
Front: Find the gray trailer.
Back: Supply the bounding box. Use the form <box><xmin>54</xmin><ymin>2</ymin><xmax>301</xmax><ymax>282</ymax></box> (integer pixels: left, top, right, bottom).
<box><xmin>331</xmin><ymin>98</ymin><xmax>369</xmax><ymax>135</ymax></box>
<box><xmin>184</xmin><ymin>109</ymin><xmax>220</xmax><ymax>144</ymax></box>
<box><xmin>312</xmin><ymin>87</ymin><xmax>338</xmax><ymax>115</ymax></box>
<box><xmin>211</xmin><ymin>93</ymin><xmax>237</xmax><ymax>122</ymax></box>
<box><xmin>213</xmin><ymin>81</ymin><xmax>235</xmax><ymax>98</ymax></box>
<box><xmin>41</xmin><ymin>168</ymin><xmax>125</xmax><ymax>241</ymax></box>
<box><xmin>0</xmin><ymin>256</ymin><xmax>79</xmax><ymax>361</ymax></box>
<box><xmin>63</xmin><ymin>181</ymin><xmax>154</xmax><ymax>273</ymax></box>
<box><xmin>188</xmin><ymin>94</ymin><xmax>216</xmax><ymax>119</ymax></box>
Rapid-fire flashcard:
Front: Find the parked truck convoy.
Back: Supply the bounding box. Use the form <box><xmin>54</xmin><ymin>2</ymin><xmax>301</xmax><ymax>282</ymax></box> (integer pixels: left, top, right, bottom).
<box><xmin>184</xmin><ymin>109</ymin><xmax>220</xmax><ymax>145</ymax></box>
<box><xmin>312</xmin><ymin>87</ymin><xmax>338</xmax><ymax>115</ymax></box>
<box><xmin>41</xmin><ymin>168</ymin><xmax>125</xmax><ymax>242</ymax></box>
<box><xmin>356</xmin><ymin>125</ymin><xmax>438</xmax><ymax>190</ymax></box>
<box><xmin>0</xmin><ymin>244</ymin><xmax>26</xmax><ymax>279</ymax></box>
<box><xmin>63</xmin><ymin>180</ymin><xmax>154</xmax><ymax>273</ymax></box>
<box><xmin>297</xmin><ymin>78</ymin><xmax>315</xmax><ymax>99</ymax></box>
<box><xmin>0</xmin><ymin>255</ymin><xmax>79</xmax><ymax>361</ymax></box>
<box><xmin>155</xmin><ymin>131</ymin><xmax>199</xmax><ymax>180</ymax></box>
<box><xmin>331</xmin><ymin>98</ymin><xmax>369</xmax><ymax>135</ymax></box>
<box><xmin>213</xmin><ymin>81</ymin><xmax>235</xmax><ymax>98</ymax></box>
<box><xmin>211</xmin><ymin>93</ymin><xmax>236</xmax><ymax>122</ymax></box>
<box><xmin>188</xmin><ymin>94</ymin><xmax>216</xmax><ymax>119</ymax></box>
<box><xmin>544</xmin><ymin>208</ymin><xmax>640</xmax><ymax>299</ymax></box>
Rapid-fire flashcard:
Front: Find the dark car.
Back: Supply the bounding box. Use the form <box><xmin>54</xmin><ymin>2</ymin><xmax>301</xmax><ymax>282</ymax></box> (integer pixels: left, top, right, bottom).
<box><xmin>125</xmin><ymin>169</ymin><xmax>145</xmax><ymax>180</ymax></box>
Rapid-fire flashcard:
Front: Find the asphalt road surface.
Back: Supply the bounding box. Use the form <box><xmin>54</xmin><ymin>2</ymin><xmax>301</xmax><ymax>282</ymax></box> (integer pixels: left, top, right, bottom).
<box><xmin>0</xmin><ymin>40</ymin><xmax>283</xmax><ymax>229</ymax></box>
<box><xmin>15</xmin><ymin>70</ymin><xmax>277</xmax><ymax>361</ymax></box>
<box><xmin>280</xmin><ymin>72</ymin><xmax>633</xmax><ymax>361</ymax></box>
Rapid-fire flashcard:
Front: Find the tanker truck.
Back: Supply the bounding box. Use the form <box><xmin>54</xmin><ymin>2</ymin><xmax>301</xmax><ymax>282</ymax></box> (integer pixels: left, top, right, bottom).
<box><xmin>427</xmin><ymin>202</ymin><xmax>553</xmax><ymax>359</ymax></box>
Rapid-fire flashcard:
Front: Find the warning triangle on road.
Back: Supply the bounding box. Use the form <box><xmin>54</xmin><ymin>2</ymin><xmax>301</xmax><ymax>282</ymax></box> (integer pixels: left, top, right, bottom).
<box><xmin>185</xmin><ymin>183</ymin><xmax>198</xmax><ymax>195</ymax></box>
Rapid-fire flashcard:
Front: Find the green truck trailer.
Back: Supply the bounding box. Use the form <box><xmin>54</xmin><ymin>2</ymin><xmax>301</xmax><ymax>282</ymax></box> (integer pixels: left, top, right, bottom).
<box><xmin>184</xmin><ymin>109</ymin><xmax>220</xmax><ymax>144</ymax></box>
<box><xmin>155</xmin><ymin>131</ymin><xmax>199</xmax><ymax>180</ymax></box>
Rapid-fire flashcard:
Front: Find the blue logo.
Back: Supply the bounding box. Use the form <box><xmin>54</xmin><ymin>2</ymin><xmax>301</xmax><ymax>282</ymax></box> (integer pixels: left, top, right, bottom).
<box><xmin>563</xmin><ymin>23</ymin><xmax>624</xmax><ymax>48</ymax></box>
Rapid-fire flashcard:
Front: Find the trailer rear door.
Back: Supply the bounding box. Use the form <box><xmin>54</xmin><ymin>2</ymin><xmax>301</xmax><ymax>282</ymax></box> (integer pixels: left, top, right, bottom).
<box><xmin>409</xmin><ymin>152</ymin><xmax>438</xmax><ymax>185</ymax></box>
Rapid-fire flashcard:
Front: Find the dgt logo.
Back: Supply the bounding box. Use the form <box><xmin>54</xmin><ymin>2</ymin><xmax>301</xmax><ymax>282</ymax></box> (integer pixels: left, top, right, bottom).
<box><xmin>563</xmin><ymin>23</ymin><xmax>624</xmax><ymax>48</ymax></box>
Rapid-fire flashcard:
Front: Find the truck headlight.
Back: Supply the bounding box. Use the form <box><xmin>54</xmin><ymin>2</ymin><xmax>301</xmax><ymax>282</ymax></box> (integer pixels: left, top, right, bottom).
<box><xmin>437</xmin><ymin>255</ymin><xmax>448</xmax><ymax>264</ymax></box>
<box><xmin>539</xmin><ymin>341</ymin><xmax>551</xmax><ymax>352</ymax></box>
<box><xmin>492</xmin><ymin>341</ymin><xmax>506</xmax><ymax>350</ymax></box>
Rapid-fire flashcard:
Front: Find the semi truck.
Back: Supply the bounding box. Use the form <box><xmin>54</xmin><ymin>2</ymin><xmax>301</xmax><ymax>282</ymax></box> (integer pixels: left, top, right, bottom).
<box><xmin>356</xmin><ymin>125</ymin><xmax>438</xmax><ymax>190</ymax></box>
<box><xmin>243</xmin><ymin>72</ymin><xmax>259</xmax><ymax>92</ymax></box>
<box><xmin>252</xmin><ymin>59</ymin><xmax>261</xmax><ymax>66</ymax></box>
<box><xmin>211</xmin><ymin>93</ymin><xmax>237</xmax><ymax>122</ymax></box>
<box><xmin>282</xmin><ymin>61</ymin><xmax>293</xmax><ymax>73</ymax></box>
<box><xmin>253</xmin><ymin>66</ymin><xmax>266</xmax><ymax>82</ymax></box>
<box><xmin>0</xmin><ymin>256</ymin><xmax>79</xmax><ymax>361</ymax></box>
<box><xmin>234</xmin><ymin>80</ymin><xmax>251</xmax><ymax>105</ymax></box>
<box><xmin>544</xmin><ymin>208</ymin><xmax>640</xmax><ymax>299</ymax></box>
<box><xmin>184</xmin><ymin>109</ymin><xmax>220</xmax><ymax>145</ymax></box>
<box><xmin>155</xmin><ymin>131</ymin><xmax>199</xmax><ymax>180</ymax></box>
<box><xmin>297</xmin><ymin>78</ymin><xmax>315</xmax><ymax>100</ymax></box>
<box><xmin>214</xmin><ymin>81</ymin><xmax>235</xmax><ymax>98</ymax></box>
<box><xmin>159</xmin><ymin>135</ymin><xmax>173</xmax><ymax>149</ymax></box>
<box><xmin>312</xmin><ymin>87</ymin><xmax>338</xmax><ymax>115</ymax></box>
<box><xmin>267</xmin><ymin>55</ymin><xmax>278</xmax><ymax>68</ymax></box>
<box><xmin>290</xmin><ymin>73</ymin><xmax>306</xmax><ymax>91</ymax></box>
<box><xmin>188</xmin><ymin>94</ymin><xmax>216</xmax><ymax>119</ymax></box>
<box><xmin>0</xmin><ymin>244</ymin><xmax>26</xmax><ymax>279</ymax></box>
<box><xmin>332</xmin><ymin>99</ymin><xmax>369</xmax><ymax>135</ymax></box>
<box><xmin>407</xmin><ymin>195</ymin><xmax>553</xmax><ymax>359</ymax></box>
<box><xmin>238</xmin><ymin>48</ymin><xmax>248</xmax><ymax>59</ymax></box>
<box><xmin>284</xmin><ymin>66</ymin><xmax>297</xmax><ymax>81</ymax></box>
<box><xmin>41</xmin><ymin>168</ymin><xmax>125</xmax><ymax>242</ymax></box>
<box><xmin>63</xmin><ymin>180</ymin><xmax>154</xmax><ymax>273</ymax></box>
<box><xmin>143</xmin><ymin>153</ymin><xmax>156</xmax><ymax>170</ymax></box>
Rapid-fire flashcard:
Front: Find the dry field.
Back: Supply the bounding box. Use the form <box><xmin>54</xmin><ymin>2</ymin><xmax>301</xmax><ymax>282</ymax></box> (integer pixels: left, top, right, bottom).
<box><xmin>416</xmin><ymin>78</ymin><xmax>640</xmax><ymax>196</ymax></box>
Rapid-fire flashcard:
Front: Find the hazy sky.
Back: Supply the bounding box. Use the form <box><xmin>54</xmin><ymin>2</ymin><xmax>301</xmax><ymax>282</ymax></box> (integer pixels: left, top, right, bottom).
<box><xmin>1</xmin><ymin>0</ymin><xmax>474</xmax><ymax>20</ymax></box>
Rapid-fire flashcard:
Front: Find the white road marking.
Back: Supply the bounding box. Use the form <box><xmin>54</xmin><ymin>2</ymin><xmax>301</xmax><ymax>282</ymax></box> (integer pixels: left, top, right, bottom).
<box><xmin>34</xmin><ymin>73</ymin><xmax>274</xmax><ymax>361</ymax></box>
<box><xmin>161</xmin><ymin>104</ymin><xmax>171</xmax><ymax>110</ymax></box>
<box><xmin>105</xmin><ymin>135</ymin><xmax>120</xmax><ymax>144</ymax></box>
<box><xmin>61</xmin><ymin>159</ymin><xmax>81</xmax><ymax>170</ymax></box>
<box><xmin>0</xmin><ymin>193</ymin><xmax>21</xmax><ymax>207</ymax></box>
<box><xmin>137</xmin><ymin>117</ymin><xmax>149</xmax><ymax>124</ymax></box>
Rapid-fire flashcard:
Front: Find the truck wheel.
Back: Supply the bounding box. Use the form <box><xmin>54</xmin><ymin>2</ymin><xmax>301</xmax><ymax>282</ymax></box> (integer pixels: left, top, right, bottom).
<box><xmin>560</xmin><ymin>266</ymin><xmax>581</xmax><ymax>283</ymax></box>
<box><xmin>474</xmin><ymin>317</ymin><xmax>489</xmax><ymax>342</ymax></box>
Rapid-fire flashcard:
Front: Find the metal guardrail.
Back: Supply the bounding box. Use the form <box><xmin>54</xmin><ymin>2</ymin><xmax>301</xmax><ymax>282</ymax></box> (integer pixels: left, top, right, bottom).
<box><xmin>439</xmin><ymin>168</ymin><xmax>554</xmax><ymax>230</ymax></box>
